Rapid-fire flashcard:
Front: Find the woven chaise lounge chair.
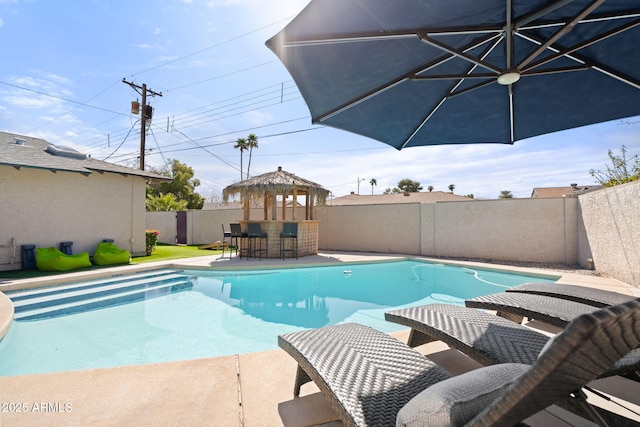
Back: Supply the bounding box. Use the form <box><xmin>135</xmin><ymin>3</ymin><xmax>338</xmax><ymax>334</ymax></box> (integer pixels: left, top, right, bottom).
<box><xmin>384</xmin><ymin>303</ymin><xmax>640</xmax><ymax>381</ymax></box>
<box><xmin>279</xmin><ymin>299</ymin><xmax>640</xmax><ymax>426</ymax></box>
<box><xmin>506</xmin><ymin>282</ymin><xmax>636</xmax><ymax>308</ymax></box>
<box><xmin>465</xmin><ymin>292</ymin><xmax>601</xmax><ymax>328</ymax></box>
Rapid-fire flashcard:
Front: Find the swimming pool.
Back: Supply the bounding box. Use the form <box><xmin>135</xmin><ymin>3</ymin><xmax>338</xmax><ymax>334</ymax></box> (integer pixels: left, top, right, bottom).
<box><xmin>0</xmin><ymin>260</ymin><xmax>556</xmax><ymax>376</ymax></box>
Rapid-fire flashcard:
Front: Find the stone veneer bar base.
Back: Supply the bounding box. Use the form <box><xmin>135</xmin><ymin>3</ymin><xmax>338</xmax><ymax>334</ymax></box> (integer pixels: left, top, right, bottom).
<box><xmin>238</xmin><ymin>220</ymin><xmax>319</xmax><ymax>258</ymax></box>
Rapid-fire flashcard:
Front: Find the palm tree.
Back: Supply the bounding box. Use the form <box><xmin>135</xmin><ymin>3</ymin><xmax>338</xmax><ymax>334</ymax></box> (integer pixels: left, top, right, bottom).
<box><xmin>369</xmin><ymin>178</ymin><xmax>377</xmax><ymax>195</ymax></box>
<box><xmin>448</xmin><ymin>184</ymin><xmax>455</xmax><ymax>193</ymax></box>
<box><xmin>245</xmin><ymin>134</ymin><xmax>259</xmax><ymax>178</ymax></box>
<box><xmin>427</xmin><ymin>185</ymin><xmax>434</xmax><ymax>192</ymax></box>
<box><xmin>234</xmin><ymin>137</ymin><xmax>247</xmax><ymax>180</ymax></box>
<box><xmin>499</xmin><ymin>190</ymin><xmax>514</xmax><ymax>199</ymax></box>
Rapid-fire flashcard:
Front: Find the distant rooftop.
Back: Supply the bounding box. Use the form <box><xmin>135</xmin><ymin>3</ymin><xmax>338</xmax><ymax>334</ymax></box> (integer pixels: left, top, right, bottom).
<box><xmin>0</xmin><ymin>131</ymin><xmax>169</xmax><ymax>181</ymax></box>
<box><xmin>531</xmin><ymin>183</ymin><xmax>601</xmax><ymax>198</ymax></box>
<box><xmin>329</xmin><ymin>191</ymin><xmax>474</xmax><ymax>206</ymax></box>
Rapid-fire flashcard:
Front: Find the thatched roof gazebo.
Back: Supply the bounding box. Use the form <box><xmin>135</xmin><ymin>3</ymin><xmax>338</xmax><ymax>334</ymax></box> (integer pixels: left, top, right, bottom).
<box><xmin>223</xmin><ymin>166</ymin><xmax>329</xmax><ymax>221</ymax></box>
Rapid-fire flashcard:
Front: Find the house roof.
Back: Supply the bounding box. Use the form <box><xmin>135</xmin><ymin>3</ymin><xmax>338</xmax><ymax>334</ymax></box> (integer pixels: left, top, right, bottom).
<box><xmin>530</xmin><ymin>184</ymin><xmax>601</xmax><ymax>198</ymax></box>
<box><xmin>0</xmin><ymin>132</ymin><xmax>170</xmax><ymax>181</ymax></box>
<box><xmin>329</xmin><ymin>191</ymin><xmax>474</xmax><ymax>206</ymax></box>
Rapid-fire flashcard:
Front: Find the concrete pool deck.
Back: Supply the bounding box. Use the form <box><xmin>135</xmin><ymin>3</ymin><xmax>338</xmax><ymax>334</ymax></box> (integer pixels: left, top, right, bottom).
<box><xmin>1</xmin><ymin>252</ymin><xmax>640</xmax><ymax>426</ymax></box>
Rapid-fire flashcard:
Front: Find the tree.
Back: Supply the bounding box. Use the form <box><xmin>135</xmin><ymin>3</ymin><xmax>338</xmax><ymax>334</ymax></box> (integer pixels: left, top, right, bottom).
<box><xmin>146</xmin><ymin>193</ymin><xmax>188</xmax><ymax>211</ymax></box>
<box><xmin>427</xmin><ymin>185</ymin><xmax>434</xmax><ymax>192</ymax></box>
<box><xmin>499</xmin><ymin>190</ymin><xmax>513</xmax><ymax>199</ymax></box>
<box><xmin>146</xmin><ymin>159</ymin><xmax>204</xmax><ymax>210</ymax></box>
<box><xmin>589</xmin><ymin>145</ymin><xmax>640</xmax><ymax>187</ymax></box>
<box><xmin>465</xmin><ymin>194</ymin><xmax>475</xmax><ymax>198</ymax></box>
<box><xmin>245</xmin><ymin>133</ymin><xmax>259</xmax><ymax>178</ymax></box>
<box><xmin>369</xmin><ymin>178</ymin><xmax>377</xmax><ymax>195</ymax></box>
<box><xmin>396</xmin><ymin>178</ymin><xmax>423</xmax><ymax>193</ymax></box>
<box><xmin>448</xmin><ymin>184</ymin><xmax>455</xmax><ymax>193</ymax></box>
<box><xmin>234</xmin><ymin>137</ymin><xmax>247</xmax><ymax>180</ymax></box>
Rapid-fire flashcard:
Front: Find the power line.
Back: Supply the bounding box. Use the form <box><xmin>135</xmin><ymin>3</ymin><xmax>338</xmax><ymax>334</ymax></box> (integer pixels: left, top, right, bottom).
<box><xmin>104</xmin><ymin>121</ymin><xmax>138</xmax><ymax>161</ymax></box>
<box><xmin>166</xmin><ymin>60</ymin><xmax>279</xmax><ymax>92</ymax></box>
<box><xmin>77</xmin><ymin>82</ymin><xmax>303</xmax><ymax>151</ymax></box>
<box><xmin>0</xmin><ymin>80</ymin><xmax>126</xmax><ymax>116</ymax></box>
<box><xmin>126</xmin><ymin>16</ymin><xmax>295</xmax><ymax>79</ymax></box>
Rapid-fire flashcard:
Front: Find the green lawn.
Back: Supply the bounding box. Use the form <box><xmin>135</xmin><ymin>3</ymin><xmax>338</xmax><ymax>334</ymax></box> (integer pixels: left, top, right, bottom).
<box><xmin>0</xmin><ymin>244</ymin><xmax>222</xmax><ymax>280</ymax></box>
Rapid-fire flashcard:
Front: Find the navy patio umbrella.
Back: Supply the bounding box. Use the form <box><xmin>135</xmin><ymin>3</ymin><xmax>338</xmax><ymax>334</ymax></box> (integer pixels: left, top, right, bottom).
<box><xmin>266</xmin><ymin>0</ymin><xmax>640</xmax><ymax>149</ymax></box>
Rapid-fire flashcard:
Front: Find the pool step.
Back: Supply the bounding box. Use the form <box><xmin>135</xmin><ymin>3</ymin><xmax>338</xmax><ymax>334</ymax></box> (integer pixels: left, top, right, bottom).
<box><xmin>6</xmin><ymin>269</ymin><xmax>183</xmax><ymax>301</ymax></box>
<box><xmin>6</xmin><ymin>270</ymin><xmax>193</xmax><ymax>321</ymax></box>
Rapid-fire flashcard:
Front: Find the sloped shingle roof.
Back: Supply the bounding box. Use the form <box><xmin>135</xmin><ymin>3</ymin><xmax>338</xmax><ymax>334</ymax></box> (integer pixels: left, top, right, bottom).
<box><xmin>329</xmin><ymin>191</ymin><xmax>474</xmax><ymax>206</ymax></box>
<box><xmin>531</xmin><ymin>185</ymin><xmax>601</xmax><ymax>198</ymax></box>
<box><xmin>0</xmin><ymin>131</ymin><xmax>169</xmax><ymax>181</ymax></box>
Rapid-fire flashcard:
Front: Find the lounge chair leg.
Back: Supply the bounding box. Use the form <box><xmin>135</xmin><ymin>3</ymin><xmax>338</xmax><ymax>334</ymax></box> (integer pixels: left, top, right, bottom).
<box><xmin>407</xmin><ymin>329</ymin><xmax>437</xmax><ymax>347</ymax></box>
<box><xmin>496</xmin><ymin>311</ymin><xmax>524</xmax><ymax>324</ymax></box>
<box><xmin>294</xmin><ymin>365</ymin><xmax>312</xmax><ymax>397</ymax></box>
<box><xmin>573</xmin><ymin>389</ymin><xmax>609</xmax><ymax>427</ymax></box>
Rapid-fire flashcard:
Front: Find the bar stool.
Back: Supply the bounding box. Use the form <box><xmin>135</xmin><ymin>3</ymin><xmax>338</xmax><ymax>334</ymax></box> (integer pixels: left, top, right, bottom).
<box><xmin>220</xmin><ymin>224</ymin><xmax>232</xmax><ymax>259</ymax></box>
<box><xmin>230</xmin><ymin>223</ymin><xmax>247</xmax><ymax>258</ymax></box>
<box><xmin>247</xmin><ymin>223</ymin><xmax>268</xmax><ymax>260</ymax></box>
<box><xmin>280</xmin><ymin>222</ymin><xmax>298</xmax><ymax>259</ymax></box>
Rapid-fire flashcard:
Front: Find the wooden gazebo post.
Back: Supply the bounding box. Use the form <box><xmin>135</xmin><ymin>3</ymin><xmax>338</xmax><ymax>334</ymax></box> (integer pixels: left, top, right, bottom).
<box><xmin>292</xmin><ymin>189</ymin><xmax>297</xmax><ymax>220</ymax></box>
<box><xmin>243</xmin><ymin>199</ymin><xmax>250</xmax><ymax>220</ymax></box>
<box><xmin>282</xmin><ymin>192</ymin><xmax>287</xmax><ymax>220</ymax></box>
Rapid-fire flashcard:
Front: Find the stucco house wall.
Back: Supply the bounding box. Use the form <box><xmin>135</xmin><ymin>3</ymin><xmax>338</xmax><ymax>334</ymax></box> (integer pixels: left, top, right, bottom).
<box><xmin>0</xmin><ymin>167</ymin><xmax>148</xmax><ymax>270</ymax></box>
<box><xmin>0</xmin><ymin>132</ymin><xmax>169</xmax><ymax>271</ymax></box>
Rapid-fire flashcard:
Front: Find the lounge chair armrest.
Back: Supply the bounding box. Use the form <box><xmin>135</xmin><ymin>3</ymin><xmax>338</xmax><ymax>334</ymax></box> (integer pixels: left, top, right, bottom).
<box><xmin>396</xmin><ymin>363</ymin><xmax>529</xmax><ymax>427</ymax></box>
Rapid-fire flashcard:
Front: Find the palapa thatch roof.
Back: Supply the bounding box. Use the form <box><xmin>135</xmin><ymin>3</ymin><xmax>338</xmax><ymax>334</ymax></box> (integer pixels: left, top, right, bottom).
<box><xmin>223</xmin><ymin>166</ymin><xmax>329</xmax><ymax>205</ymax></box>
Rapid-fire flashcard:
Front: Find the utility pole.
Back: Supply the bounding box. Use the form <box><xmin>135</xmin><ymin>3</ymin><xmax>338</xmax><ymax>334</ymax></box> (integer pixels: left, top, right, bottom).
<box><xmin>122</xmin><ymin>79</ymin><xmax>162</xmax><ymax>170</ymax></box>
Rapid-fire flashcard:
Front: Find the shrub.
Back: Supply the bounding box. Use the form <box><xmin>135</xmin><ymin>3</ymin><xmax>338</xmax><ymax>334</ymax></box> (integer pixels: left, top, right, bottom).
<box><xmin>145</xmin><ymin>230</ymin><xmax>160</xmax><ymax>256</ymax></box>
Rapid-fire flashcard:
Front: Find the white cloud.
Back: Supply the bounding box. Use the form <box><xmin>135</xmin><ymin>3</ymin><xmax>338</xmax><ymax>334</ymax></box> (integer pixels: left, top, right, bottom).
<box><xmin>2</xmin><ymin>94</ymin><xmax>57</xmax><ymax>109</ymax></box>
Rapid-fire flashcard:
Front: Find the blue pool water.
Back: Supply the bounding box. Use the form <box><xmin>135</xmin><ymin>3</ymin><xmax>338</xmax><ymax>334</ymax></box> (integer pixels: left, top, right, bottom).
<box><xmin>0</xmin><ymin>260</ymin><xmax>555</xmax><ymax>376</ymax></box>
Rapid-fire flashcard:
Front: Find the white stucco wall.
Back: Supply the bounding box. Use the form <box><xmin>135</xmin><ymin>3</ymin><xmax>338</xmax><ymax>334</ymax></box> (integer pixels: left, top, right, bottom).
<box><xmin>146</xmin><ymin>198</ymin><xmax>582</xmax><ymax>264</ymax></box>
<box><xmin>0</xmin><ymin>166</ymin><xmax>148</xmax><ymax>270</ymax></box>
<box><xmin>428</xmin><ymin>197</ymin><xmax>580</xmax><ymax>263</ymax></box>
<box><xmin>317</xmin><ymin>204</ymin><xmax>422</xmax><ymax>254</ymax></box>
<box><xmin>145</xmin><ymin>185</ymin><xmax>638</xmax><ymax>287</ymax></box>
<box><xmin>579</xmin><ymin>181</ymin><xmax>640</xmax><ymax>286</ymax></box>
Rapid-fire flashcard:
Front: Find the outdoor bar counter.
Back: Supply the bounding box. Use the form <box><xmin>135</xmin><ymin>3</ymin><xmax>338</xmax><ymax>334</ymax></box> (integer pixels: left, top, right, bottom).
<box><xmin>238</xmin><ymin>220</ymin><xmax>319</xmax><ymax>258</ymax></box>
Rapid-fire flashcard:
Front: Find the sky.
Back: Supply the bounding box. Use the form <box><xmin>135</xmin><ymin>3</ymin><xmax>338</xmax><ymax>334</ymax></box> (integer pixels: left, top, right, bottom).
<box><xmin>1</xmin><ymin>0</ymin><xmax>639</xmax><ymax>201</ymax></box>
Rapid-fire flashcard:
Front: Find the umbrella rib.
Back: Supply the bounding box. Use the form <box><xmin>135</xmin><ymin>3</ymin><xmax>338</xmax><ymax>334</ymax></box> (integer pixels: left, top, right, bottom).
<box><xmin>401</xmin><ymin>36</ymin><xmax>503</xmax><ymax>149</ymax></box>
<box><xmin>279</xmin><ymin>27</ymin><xmax>504</xmax><ymax>48</ymax></box>
<box><xmin>412</xmin><ymin>73</ymin><xmax>497</xmax><ymax>81</ymax></box>
<box><xmin>317</xmin><ymin>79</ymin><xmax>408</xmax><ymax>123</ymax></box>
<box><xmin>515</xmin><ymin>0</ymin><xmax>577</xmax><ymax>28</ymax></box>
<box><xmin>317</xmin><ymin>33</ymin><xmax>502</xmax><ymax>123</ymax></box>
<box><xmin>516</xmin><ymin>32</ymin><xmax>640</xmax><ymax>89</ymax></box>
<box><xmin>519</xmin><ymin>9</ymin><xmax>640</xmax><ymax>31</ymax></box>
<box><xmin>522</xmin><ymin>65</ymin><xmax>590</xmax><ymax>76</ymax></box>
<box><xmin>522</xmin><ymin>17</ymin><xmax>640</xmax><ymax>73</ymax></box>
<box><xmin>418</xmin><ymin>34</ymin><xmax>503</xmax><ymax>74</ymax></box>
<box><xmin>518</xmin><ymin>0</ymin><xmax>607</xmax><ymax>69</ymax></box>
<box><xmin>415</xmin><ymin>33</ymin><xmax>502</xmax><ymax>76</ymax></box>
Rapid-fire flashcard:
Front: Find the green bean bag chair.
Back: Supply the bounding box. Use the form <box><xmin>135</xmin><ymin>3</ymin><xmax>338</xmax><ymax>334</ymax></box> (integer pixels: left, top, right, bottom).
<box><xmin>35</xmin><ymin>247</ymin><xmax>92</xmax><ymax>271</ymax></box>
<box><xmin>93</xmin><ymin>242</ymin><xmax>131</xmax><ymax>266</ymax></box>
